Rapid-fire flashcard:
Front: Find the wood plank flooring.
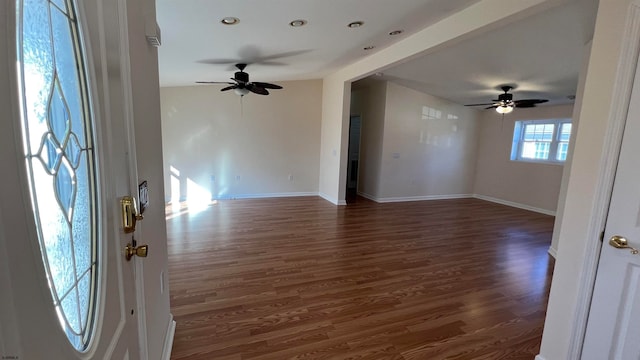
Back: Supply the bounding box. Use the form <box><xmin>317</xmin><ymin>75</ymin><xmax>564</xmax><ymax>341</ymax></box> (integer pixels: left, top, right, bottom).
<box><xmin>166</xmin><ymin>197</ymin><xmax>554</xmax><ymax>360</ymax></box>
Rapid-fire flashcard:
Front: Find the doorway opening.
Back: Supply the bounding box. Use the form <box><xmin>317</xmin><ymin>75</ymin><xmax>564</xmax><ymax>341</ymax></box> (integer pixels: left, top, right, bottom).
<box><xmin>345</xmin><ymin>115</ymin><xmax>361</xmax><ymax>203</ymax></box>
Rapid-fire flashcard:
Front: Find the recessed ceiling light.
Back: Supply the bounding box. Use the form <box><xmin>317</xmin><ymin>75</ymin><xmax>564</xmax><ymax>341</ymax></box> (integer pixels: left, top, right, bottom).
<box><xmin>364</xmin><ymin>46</ymin><xmax>375</xmax><ymax>51</ymax></box>
<box><xmin>289</xmin><ymin>19</ymin><xmax>307</xmax><ymax>27</ymax></box>
<box><xmin>348</xmin><ymin>21</ymin><xmax>364</xmax><ymax>28</ymax></box>
<box><xmin>221</xmin><ymin>17</ymin><xmax>240</xmax><ymax>25</ymax></box>
<box><xmin>389</xmin><ymin>30</ymin><xmax>404</xmax><ymax>36</ymax></box>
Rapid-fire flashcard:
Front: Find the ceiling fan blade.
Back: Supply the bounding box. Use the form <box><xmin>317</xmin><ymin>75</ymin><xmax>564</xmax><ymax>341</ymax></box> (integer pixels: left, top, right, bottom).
<box><xmin>251</xmin><ymin>81</ymin><xmax>282</xmax><ymax>89</ymax></box>
<box><xmin>514</xmin><ymin>99</ymin><xmax>549</xmax><ymax>107</ymax></box>
<box><xmin>256</xmin><ymin>49</ymin><xmax>313</xmax><ymax>61</ymax></box>
<box><xmin>485</xmin><ymin>105</ymin><xmax>499</xmax><ymax>109</ymax></box>
<box><xmin>199</xmin><ymin>63</ymin><xmax>284</xmax><ymax>96</ymax></box>
<box><xmin>197</xmin><ymin>59</ymin><xmax>238</xmax><ymax>65</ymax></box>
<box><xmin>199</xmin><ymin>47</ymin><xmax>313</xmax><ymax>68</ymax></box>
<box><xmin>220</xmin><ymin>85</ymin><xmax>237</xmax><ymax>92</ymax></box>
<box><xmin>247</xmin><ymin>84</ymin><xmax>269</xmax><ymax>95</ymax></box>
<box><xmin>465</xmin><ymin>103</ymin><xmax>495</xmax><ymax>106</ymax></box>
<box><xmin>196</xmin><ymin>81</ymin><xmax>235</xmax><ymax>84</ymax></box>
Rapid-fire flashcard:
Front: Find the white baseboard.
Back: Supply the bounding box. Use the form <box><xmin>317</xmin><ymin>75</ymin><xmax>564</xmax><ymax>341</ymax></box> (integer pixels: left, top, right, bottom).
<box><xmin>161</xmin><ymin>316</ymin><xmax>176</xmax><ymax>360</ymax></box>
<box><xmin>356</xmin><ymin>191</ymin><xmax>377</xmax><ymax>202</ymax></box>
<box><xmin>318</xmin><ymin>192</ymin><xmax>347</xmax><ymax>205</ymax></box>
<box><xmin>548</xmin><ymin>246</ymin><xmax>558</xmax><ymax>259</ymax></box>
<box><xmin>167</xmin><ymin>192</ymin><xmax>318</xmax><ymax>203</ymax></box>
<box><xmin>217</xmin><ymin>192</ymin><xmax>317</xmax><ymax>200</ymax></box>
<box><xmin>535</xmin><ymin>355</ymin><xmax>547</xmax><ymax>360</ymax></box>
<box><xmin>473</xmin><ymin>194</ymin><xmax>556</xmax><ymax>216</ymax></box>
<box><xmin>355</xmin><ymin>193</ymin><xmax>555</xmax><ymax>218</ymax></box>
<box><xmin>357</xmin><ymin>193</ymin><xmax>473</xmax><ymax>203</ymax></box>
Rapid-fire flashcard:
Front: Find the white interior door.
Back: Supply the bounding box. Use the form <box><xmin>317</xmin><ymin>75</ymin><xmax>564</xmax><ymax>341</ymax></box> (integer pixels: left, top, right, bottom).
<box><xmin>582</xmin><ymin>48</ymin><xmax>640</xmax><ymax>359</ymax></box>
<box><xmin>0</xmin><ymin>0</ymin><xmax>144</xmax><ymax>359</ymax></box>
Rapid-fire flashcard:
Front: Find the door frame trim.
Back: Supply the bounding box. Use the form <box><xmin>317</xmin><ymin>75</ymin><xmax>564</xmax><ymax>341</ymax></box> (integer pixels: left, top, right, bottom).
<box><xmin>0</xmin><ymin>13</ymin><xmax>24</xmax><ymax>358</ymax></box>
<box><xmin>161</xmin><ymin>316</ymin><xmax>176</xmax><ymax>360</ymax></box>
<box><xmin>114</xmin><ymin>0</ymin><xmax>150</xmax><ymax>358</ymax></box>
<box><xmin>567</xmin><ymin>1</ymin><xmax>640</xmax><ymax>357</ymax></box>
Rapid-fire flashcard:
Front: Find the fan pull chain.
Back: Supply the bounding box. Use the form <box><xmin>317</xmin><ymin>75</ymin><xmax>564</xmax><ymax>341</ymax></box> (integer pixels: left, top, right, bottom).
<box><xmin>240</xmin><ymin>95</ymin><xmax>244</xmax><ymax>120</ymax></box>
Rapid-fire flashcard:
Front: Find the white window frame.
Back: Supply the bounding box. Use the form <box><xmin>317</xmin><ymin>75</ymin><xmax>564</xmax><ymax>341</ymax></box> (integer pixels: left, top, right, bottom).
<box><xmin>510</xmin><ymin>118</ymin><xmax>572</xmax><ymax>164</ymax></box>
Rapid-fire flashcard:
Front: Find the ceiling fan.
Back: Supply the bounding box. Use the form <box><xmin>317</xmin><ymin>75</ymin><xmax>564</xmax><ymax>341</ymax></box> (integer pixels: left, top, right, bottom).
<box><xmin>196</xmin><ymin>63</ymin><xmax>283</xmax><ymax>96</ymax></box>
<box><xmin>465</xmin><ymin>85</ymin><xmax>548</xmax><ymax>114</ymax></box>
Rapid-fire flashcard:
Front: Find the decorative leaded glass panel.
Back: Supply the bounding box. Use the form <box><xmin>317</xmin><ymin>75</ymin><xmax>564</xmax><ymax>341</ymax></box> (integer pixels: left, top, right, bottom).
<box><xmin>18</xmin><ymin>0</ymin><xmax>98</xmax><ymax>351</ymax></box>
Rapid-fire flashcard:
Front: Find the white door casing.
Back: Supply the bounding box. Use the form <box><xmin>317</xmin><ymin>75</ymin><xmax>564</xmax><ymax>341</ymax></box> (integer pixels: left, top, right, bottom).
<box><xmin>0</xmin><ymin>0</ymin><xmax>145</xmax><ymax>358</ymax></box>
<box><xmin>581</xmin><ymin>45</ymin><xmax>640</xmax><ymax>358</ymax></box>
<box><xmin>536</xmin><ymin>1</ymin><xmax>640</xmax><ymax>358</ymax></box>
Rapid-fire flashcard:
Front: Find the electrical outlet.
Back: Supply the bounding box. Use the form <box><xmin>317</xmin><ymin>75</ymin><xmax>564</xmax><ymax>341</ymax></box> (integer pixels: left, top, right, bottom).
<box><xmin>210</xmin><ymin>175</ymin><xmax>215</xmax><ymax>182</ymax></box>
<box><xmin>235</xmin><ymin>175</ymin><xmax>241</xmax><ymax>181</ymax></box>
<box><xmin>288</xmin><ymin>174</ymin><xmax>293</xmax><ymax>181</ymax></box>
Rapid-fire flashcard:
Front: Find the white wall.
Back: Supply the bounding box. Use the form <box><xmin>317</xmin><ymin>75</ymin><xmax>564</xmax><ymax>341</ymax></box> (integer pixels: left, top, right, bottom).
<box><xmin>550</xmin><ymin>42</ymin><xmax>592</xmax><ymax>258</ymax></box>
<box><xmin>379</xmin><ymin>82</ymin><xmax>479</xmax><ymax>200</ymax></box>
<box><xmin>540</xmin><ymin>0</ymin><xmax>637</xmax><ymax>358</ymax></box>
<box><xmin>351</xmin><ymin>80</ymin><xmax>479</xmax><ymax>201</ymax></box>
<box><xmin>474</xmin><ymin>104</ymin><xmax>573</xmax><ymax>214</ymax></box>
<box><xmin>319</xmin><ymin>79</ymin><xmax>351</xmax><ymax>204</ymax></box>
<box><xmin>160</xmin><ymin>80</ymin><xmax>323</xmax><ymax>201</ymax></box>
<box><xmin>352</xmin><ymin>78</ymin><xmax>566</xmax><ymax>210</ymax></box>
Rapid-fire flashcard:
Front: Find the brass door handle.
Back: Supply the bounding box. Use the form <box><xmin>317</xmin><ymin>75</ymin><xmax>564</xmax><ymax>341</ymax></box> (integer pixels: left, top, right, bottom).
<box><xmin>121</xmin><ymin>196</ymin><xmax>143</xmax><ymax>233</ymax></box>
<box><xmin>609</xmin><ymin>235</ymin><xmax>639</xmax><ymax>254</ymax></box>
<box><xmin>125</xmin><ymin>243</ymin><xmax>148</xmax><ymax>261</ymax></box>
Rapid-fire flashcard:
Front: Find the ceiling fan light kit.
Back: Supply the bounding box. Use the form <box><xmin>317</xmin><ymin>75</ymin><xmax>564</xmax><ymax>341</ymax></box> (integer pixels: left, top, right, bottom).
<box><xmin>234</xmin><ymin>88</ymin><xmax>250</xmax><ymax>96</ymax></box>
<box><xmin>496</xmin><ymin>104</ymin><xmax>514</xmax><ymax>114</ymax></box>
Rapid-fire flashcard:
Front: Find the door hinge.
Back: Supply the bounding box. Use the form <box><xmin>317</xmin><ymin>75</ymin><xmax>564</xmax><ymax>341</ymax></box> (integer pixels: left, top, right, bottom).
<box><xmin>599</xmin><ymin>231</ymin><xmax>605</xmax><ymax>242</ymax></box>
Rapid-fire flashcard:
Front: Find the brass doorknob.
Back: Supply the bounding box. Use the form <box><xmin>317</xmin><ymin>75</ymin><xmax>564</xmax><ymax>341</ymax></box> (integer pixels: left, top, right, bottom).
<box><xmin>125</xmin><ymin>243</ymin><xmax>149</xmax><ymax>261</ymax></box>
<box><xmin>609</xmin><ymin>235</ymin><xmax>639</xmax><ymax>254</ymax></box>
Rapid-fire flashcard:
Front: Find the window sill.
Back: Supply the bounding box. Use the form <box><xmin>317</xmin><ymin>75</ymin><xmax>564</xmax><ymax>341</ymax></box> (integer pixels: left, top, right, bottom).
<box><xmin>510</xmin><ymin>159</ymin><xmax>566</xmax><ymax>166</ymax></box>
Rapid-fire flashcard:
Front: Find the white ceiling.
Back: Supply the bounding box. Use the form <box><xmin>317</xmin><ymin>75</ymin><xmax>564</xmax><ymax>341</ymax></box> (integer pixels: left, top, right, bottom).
<box><xmin>156</xmin><ymin>0</ymin><xmax>482</xmax><ymax>85</ymax></box>
<box><xmin>156</xmin><ymin>0</ymin><xmax>598</xmax><ymax>107</ymax></box>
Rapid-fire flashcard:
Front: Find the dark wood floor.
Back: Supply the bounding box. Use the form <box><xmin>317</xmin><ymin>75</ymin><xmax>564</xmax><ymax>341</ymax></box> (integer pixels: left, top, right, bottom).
<box><xmin>167</xmin><ymin>196</ymin><xmax>554</xmax><ymax>360</ymax></box>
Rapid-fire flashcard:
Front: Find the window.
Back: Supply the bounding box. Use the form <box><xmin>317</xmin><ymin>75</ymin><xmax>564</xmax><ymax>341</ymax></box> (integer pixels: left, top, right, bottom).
<box><xmin>17</xmin><ymin>0</ymin><xmax>99</xmax><ymax>351</ymax></box>
<box><xmin>511</xmin><ymin>119</ymin><xmax>572</xmax><ymax>163</ymax></box>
